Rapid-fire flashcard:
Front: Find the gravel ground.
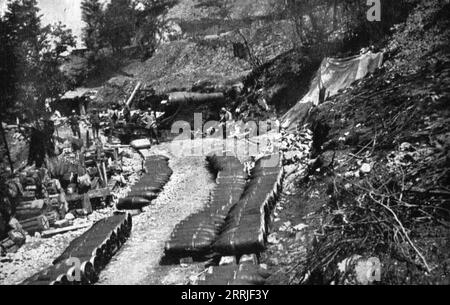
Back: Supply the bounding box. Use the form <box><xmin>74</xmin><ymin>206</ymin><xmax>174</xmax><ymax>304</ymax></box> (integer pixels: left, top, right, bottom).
<box><xmin>1</xmin><ymin>132</ymin><xmax>280</xmax><ymax>285</ymax></box>
<box><xmin>98</xmin><ymin>141</ymin><xmax>217</xmax><ymax>285</ymax></box>
<box><xmin>98</xmin><ymin>134</ymin><xmax>281</xmax><ymax>285</ymax></box>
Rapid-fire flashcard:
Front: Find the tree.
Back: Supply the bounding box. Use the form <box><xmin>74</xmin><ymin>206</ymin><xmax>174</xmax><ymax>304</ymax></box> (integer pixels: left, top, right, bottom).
<box><xmin>0</xmin><ymin>18</ymin><xmax>17</xmax><ymax>173</ymax></box>
<box><xmin>3</xmin><ymin>0</ymin><xmax>76</xmax><ymax>121</ymax></box>
<box><xmin>103</xmin><ymin>0</ymin><xmax>136</xmax><ymax>54</ymax></box>
<box><xmin>81</xmin><ymin>0</ymin><xmax>106</xmax><ymax>54</ymax></box>
<box><xmin>133</xmin><ymin>0</ymin><xmax>177</xmax><ymax>58</ymax></box>
<box><xmin>3</xmin><ymin>0</ymin><xmax>43</xmax><ymax>120</ymax></box>
<box><xmin>283</xmin><ymin>0</ymin><xmax>415</xmax><ymax>54</ymax></box>
<box><xmin>0</xmin><ymin>18</ymin><xmax>17</xmax><ymax>117</ymax></box>
<box><xmin>36</xmin><ymin>22</ymin><xmax>77</xmax><ymax>103</ymax></box>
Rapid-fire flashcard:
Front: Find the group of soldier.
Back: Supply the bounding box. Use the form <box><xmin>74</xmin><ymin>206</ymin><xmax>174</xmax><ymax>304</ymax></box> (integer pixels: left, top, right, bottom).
<box><xmin>67</xmin><ymin>106</ymin><xmax>159</xmax><ymax>144</ymax></box>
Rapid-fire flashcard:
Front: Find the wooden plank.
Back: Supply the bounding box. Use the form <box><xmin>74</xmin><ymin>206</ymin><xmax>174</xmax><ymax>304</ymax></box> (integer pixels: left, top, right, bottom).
<box><xmin>41</xmin><ymin>223</ymin><xmax>91</xmax><ymax>238</ymax></box>
<box><xmin>104</xmin><ymin>144</ymin><xmax>131</xmax><ymax>149</ymax></box>
<box><xmin>88</xmin><ymin>187</ymin><xmax>111</xmax><ymax>198</ymax></box>
<box><xmin>66</xmin><ymin>188</ymin><xmax>111</xmax><ymax>202</ymax></box>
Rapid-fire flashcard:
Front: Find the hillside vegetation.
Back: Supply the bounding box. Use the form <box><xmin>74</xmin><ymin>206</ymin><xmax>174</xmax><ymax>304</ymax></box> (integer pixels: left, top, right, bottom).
<box><xmin>263</xmin><ymin>0</ymin><xmax>450</xmax><ymax>285</ymax></box>
<box><xmin>94</xmin><ymin>0</ymin><xmax>293</xmax><ymax>104</ymax></box>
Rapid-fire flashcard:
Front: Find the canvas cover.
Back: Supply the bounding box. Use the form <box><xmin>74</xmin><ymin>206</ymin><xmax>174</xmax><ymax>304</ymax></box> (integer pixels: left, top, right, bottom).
<box><xmin>282</xmin><ymin>51</ymin><xmax>384</xmax><ymax>130</ymax></box>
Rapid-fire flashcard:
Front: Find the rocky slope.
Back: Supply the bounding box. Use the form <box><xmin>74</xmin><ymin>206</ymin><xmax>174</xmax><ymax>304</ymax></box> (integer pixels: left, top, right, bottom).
<box><xmin>264</xmin><ymin>0</ymin><xmax>450</xmax><ymax>285</ymax></box>
<box><xmin>93</xmin><ymin>0</ymin><xmax>294</xmax><ymax>104</ymax></box>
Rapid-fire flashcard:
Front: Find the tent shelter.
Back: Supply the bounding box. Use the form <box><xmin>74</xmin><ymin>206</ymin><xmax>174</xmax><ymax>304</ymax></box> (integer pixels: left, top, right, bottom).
<box><xmin>282</xmin><ymin>51</ymin><xmax>384</xmax><ymax>130</ymax></box>
<box><xmin>52</xmin><ymin>88</ymin><xmax>95</xmax><ymax>116</ymax></box>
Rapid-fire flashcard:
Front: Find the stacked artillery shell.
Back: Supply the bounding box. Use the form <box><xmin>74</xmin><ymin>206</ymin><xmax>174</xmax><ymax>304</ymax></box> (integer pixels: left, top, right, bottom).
<box><xmin>213</xmin><ymin>154</ymin><xmax>284</xmax><ymax>256</ymax></box>
<box><xmin>117</xmin><ymin>155</ymin><xmax>172</xmax><ymax>210</ymax></box>
<box><xmin>21</xmin><ymin>212</ymin><xmax>132</xmax><ymax>285</ymax></box>
<box><xmin>164</xmin><ymin>155</ymin><xmax>247</xmax><ymax>259</ymax></box>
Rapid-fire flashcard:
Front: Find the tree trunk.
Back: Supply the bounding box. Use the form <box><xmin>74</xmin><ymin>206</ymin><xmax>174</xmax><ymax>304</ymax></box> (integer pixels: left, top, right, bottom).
<box><xmin>0</xmin><ymin>118</ymin><xmax>14</xmax><ymax>174</ymax></box>
<box><xmin>333</xmin><ymin>0</ymin><xmax>338</xmax><ymax>31</ymax></box>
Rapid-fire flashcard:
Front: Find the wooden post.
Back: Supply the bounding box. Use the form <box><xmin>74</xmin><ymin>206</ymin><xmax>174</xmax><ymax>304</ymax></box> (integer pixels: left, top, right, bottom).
<box><xmin>82</xmin><ymin>193</ymin><xmax>93</xmax><ymax>214</ymax></box>
<box><xmin>102</xmin><ymin>161</ymin><xmax>108</xmax><ymax>185</ymax></box>
<box><xmin>96</xmin><ymin>162</ymin><xmax>105</xmax><ymax>187</ymax></box>
<box><xmin>86</xmin><ymin>130</ymin><xmax>91</xmax><ymax>148</ymax></box>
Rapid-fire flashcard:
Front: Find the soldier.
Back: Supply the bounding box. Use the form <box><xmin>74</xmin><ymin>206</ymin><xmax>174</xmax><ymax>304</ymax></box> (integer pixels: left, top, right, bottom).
<box><xmin>219</xmin><ymin>107</ymin><xmax>233</xmax><ymax>139</ymax></box>
<box><xmin>123</xmin><ymin>106</ymin><xmax>131</xmax><ymax>123</ymax></box>
<box><xmin>43</xmin><ymin>116</ymin><xmax>56</xmax><ymax>157</ymax></box>
<box><xmin>111</xmin><ymin>107</ymin><xmax>119</xmax><ymax>125</ymax></box>
<box><xmin>69</xmin><ymin>110</ymin><xmax>81</xmax><ymax>138</ymax></box>
<box><xmin>90</xmin><ymin>110</ymin><xmax>101</xmax><ymax>139</ymax></box>
<box><xmin>108</xmin><ymin>110</ymin><xmax>117</xmax><ymax>142</ymax></box>
<box><xmin>28</xmin><ymin>120</ymin><xmax>46</xmax><ymax>167</ymax></box>
<box><xmin>144</xmin><ymin>108</ymin><xmax>159</xmax><ymax>144</ymax></box>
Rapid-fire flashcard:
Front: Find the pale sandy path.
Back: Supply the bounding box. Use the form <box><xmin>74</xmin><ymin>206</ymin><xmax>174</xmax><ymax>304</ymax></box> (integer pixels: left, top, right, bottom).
<box><xmin>98</xmin><ymin>142</ymin><xmax>216</xmax><ymax>285</ymax></box>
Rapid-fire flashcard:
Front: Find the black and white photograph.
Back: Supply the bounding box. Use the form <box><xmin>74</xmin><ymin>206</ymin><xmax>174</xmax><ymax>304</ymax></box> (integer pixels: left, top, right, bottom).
<box><xmin>0</xmin><ymin>0</ymin><xmax>448</xmax><ymax>291</ymax></box>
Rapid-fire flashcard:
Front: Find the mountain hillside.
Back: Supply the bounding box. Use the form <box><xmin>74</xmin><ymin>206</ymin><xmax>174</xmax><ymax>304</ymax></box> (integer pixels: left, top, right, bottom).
<box><xmin>95</xmin><ymin>0</ymin><xmax>293</xmax><ymax>103</ymax></box>
<box><xmin>166</xmin><ymin>0</ymin><xmax>282</xmax><ymax>20</ymax></box>
<box><xmin>262</xmin><ymin>0</ymin><xmax>450</xmax><ymax>285</ymax></box>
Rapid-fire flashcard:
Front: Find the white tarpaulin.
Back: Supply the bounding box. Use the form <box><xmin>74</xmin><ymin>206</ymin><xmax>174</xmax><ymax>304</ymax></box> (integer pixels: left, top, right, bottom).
<box><xmin>282</xmin><ymin>51</ymin><xmax>384</xmax><ymax>129</ymax></box>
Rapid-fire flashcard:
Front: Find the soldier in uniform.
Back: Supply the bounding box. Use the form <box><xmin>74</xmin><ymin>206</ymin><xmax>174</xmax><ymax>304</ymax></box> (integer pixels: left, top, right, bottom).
<box><xmin>144</xmin><ymin>108</ymin><xmax>159</xmax><ymax>144</ymax></box>
<box><xmin>219</xmin><ymin>107</ymin><xmax>233</xmax><ymax>139</ymax></box>
<box><xmin>90</xmin><ymin>110</ymin><xmax>101</xmax><ymax>140</ymax></box>
<box><xmin>69</xmin><ymin>110</ymin><xmax>81</xmax><ymax>138</ymax></box>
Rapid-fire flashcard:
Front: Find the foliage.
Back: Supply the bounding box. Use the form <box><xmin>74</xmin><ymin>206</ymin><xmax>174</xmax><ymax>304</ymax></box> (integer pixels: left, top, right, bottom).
<box><xmin>291</xmin><ymin>0</ymin><xmax>450</xmax><ymax>284</ymax></box>
<box><xmin>1</xmin><ymin>0</ymin><xmax>76</xmax><ymax>121</ymax></box>
<box><xmin>283</xmin><ymin>0</ymin><xmax>417</xmax><ymax>54</ymax></box>
<box><xmin>81</xmin><ymin>0</ymin><xmax>106</xmax><ymax>55</ymax></box>
<box><xmin>79</xmin><ymin>0</ymin><xmax>177</xmax><ymax>80</ymax></box>
<box><xmin>103</xmin><ymin>0</ymin><xmax>136</xmax><ymax>54</ymax></box>
<box><xmin>134</xmin><ymin>0</ymin><xmax>178</xmax><ymax>59</ymax></box>
<box><xmin>0</xmin><ymin>18</ymin><xmax>17</xmax><ymax>117</ymax></box>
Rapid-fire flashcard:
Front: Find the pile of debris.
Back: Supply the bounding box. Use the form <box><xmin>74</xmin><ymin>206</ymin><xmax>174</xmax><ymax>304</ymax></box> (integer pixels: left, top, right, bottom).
<box><xmin>195</xmin><ymin>254</ymin><xmax>271</xmax><ymax>285</ymax></box>
<box><xmin>279</xmin><ymin>127</ymin><xmax>314</xmax><ymax>192</ymax></box>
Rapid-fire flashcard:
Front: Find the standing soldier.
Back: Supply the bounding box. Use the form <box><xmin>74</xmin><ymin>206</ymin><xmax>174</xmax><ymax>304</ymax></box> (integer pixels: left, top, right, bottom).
<box><xmin>111</xmin><ymin>107</ymin><xmax>119</xmax><ymax>125</ymax></box>
<box><xmin>69</xmin><ymin>110</ymin><xmax>81</xmax><ymax>138</ymax></box>
<box><xmin>90</xmin><ymin>110</ymin><xmax>101</xmax><ymax>140</ymax></box>
<box><xmin>219</xmin><ymin>107</ymin><xmax>233</xmax><ymax>139</ymax></box>
<box><xmin>28</xmin><ymin>120</ymin><xmax>46</xmax><ymax>167</ymax></box>
<box><xmin>123</xmin><ymin>106</ymin><xmax>131</xmax><ymax>123</ymax></box>
<box><xmin>144</xmin><ymin>108</ymin><xmax>159</xmax><ymax>144</ymax></box>
<box><xmin>43</xmin><ymin>117</ymin><xmax>56</xmax><ymax>157</ymax></box>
